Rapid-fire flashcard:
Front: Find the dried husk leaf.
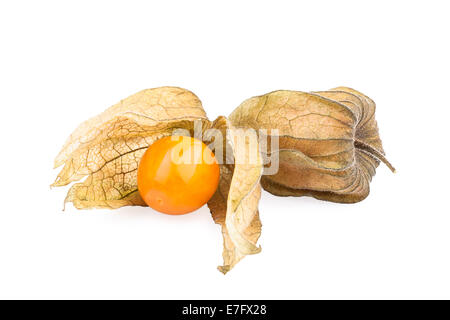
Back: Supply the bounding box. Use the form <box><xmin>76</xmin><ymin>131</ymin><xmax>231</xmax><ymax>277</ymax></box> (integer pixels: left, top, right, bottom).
<box><xmin>229</xmin><ymin>87</ymin><xmax>394</xmax><ymax>203</ymax></box>
<box><xmin>53</xmin><ymin>88</ymin><xmax>263</xmax><ymax>273</ymax></box>
<box><xmin>53</xmin><ymin>87</ymin><xmax>209</xmax><ymax>209</ymax></box>
<box><xmin>206</xmin><ymin>117</ymin><xmax>263</xmax><ymax>274</ymax></box>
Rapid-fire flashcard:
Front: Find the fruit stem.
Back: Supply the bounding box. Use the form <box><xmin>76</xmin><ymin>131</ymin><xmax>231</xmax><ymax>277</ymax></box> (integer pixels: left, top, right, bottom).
<box><xmin>354</xmin><ymin>139</ymin><xmax>396</xmax><ymax>173</ymax></box>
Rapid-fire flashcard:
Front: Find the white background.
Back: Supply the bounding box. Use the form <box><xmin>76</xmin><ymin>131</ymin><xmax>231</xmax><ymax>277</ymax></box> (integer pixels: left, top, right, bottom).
<box><xmin>1</xmin><ymin>0</ymin><xmax>449</xmax><ymax>299</ymax></box>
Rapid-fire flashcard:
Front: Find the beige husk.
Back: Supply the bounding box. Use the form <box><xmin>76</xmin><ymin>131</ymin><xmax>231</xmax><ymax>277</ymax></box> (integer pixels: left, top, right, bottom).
<box><xmin>229</xmin><ymin>87</ymin><xmax>395</xmax><ymax>203</ymax></box>
<box><xmin>53</xmin><ymin>87</ymin><xmax>263</xmax><ymax>273</ymax></box>
<box><xmin>53</xmin><ymin>86</ymin><xmax>393</xmax><ymax>273</ymax></box>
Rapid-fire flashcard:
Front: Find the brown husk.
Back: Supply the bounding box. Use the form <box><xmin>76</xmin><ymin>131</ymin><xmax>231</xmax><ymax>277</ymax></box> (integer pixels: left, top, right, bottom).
<box><xmin>53</xmin><ymin>87</ymin><xmax>263</xmax><ymax>273</ymax></box>
<box><xmin>229</xmin><ymin>87</ymin><xmax>394</xmax><ymax>203</ymax></box>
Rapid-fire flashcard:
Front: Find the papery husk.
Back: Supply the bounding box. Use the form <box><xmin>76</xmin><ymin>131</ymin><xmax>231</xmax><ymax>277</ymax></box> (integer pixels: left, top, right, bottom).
<box><xmin>205</xmin><ymin>117</ymin><xmax>263</xmax><ymax>274</ymax></box>
<box><xmin>229</xmin><ymin>87</ymin><xmax>394</xmax><ymax>203</ymax></box>
<box><xmin>52</xmin><ymin>87</ymin><xmax>209</xmax><ymax>209</ymax></box>
<box><xmin>53</xmin><ymin>87</ymin><xmax>263</xmax><ymax>273</ymax></box>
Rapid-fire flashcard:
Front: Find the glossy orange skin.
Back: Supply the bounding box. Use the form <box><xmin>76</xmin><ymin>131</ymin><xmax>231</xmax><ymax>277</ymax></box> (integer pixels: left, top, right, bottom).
<box><xmin>137</xmin><ymin>136</ymin><xmax>220</xmax><ymax>215</ymax></box>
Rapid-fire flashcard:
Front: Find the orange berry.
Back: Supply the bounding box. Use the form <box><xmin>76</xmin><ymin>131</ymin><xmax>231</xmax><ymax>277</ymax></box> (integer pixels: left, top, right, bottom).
<box><xmin>137</xmin><ymin>136</ymin><xmax>220</xmax><ymax>215</ymax></box>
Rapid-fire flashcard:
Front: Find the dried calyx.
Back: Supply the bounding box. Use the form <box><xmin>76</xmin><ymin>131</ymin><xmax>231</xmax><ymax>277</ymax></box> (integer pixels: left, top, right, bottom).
<box><xmin>53</xmin><ymin>86</ymin><xmax>393</xmax><ymax>273</ymax></box>
<box><xmin>229</xmin><ymin>87</ymin><xmax>395</xmax><ymax>203</ymax></box>
<box><xmin>52</xmin><ymin>87</ymin><xmax>263</xmax><ymax>274</ymax></box>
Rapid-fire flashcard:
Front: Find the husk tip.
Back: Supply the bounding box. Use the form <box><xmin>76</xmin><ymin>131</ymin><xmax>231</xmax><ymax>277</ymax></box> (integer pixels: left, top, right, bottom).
<box><xmin>217</xmin><ymin>265</ymin><xmax>230</xmax><ymax>275</ymax></box>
